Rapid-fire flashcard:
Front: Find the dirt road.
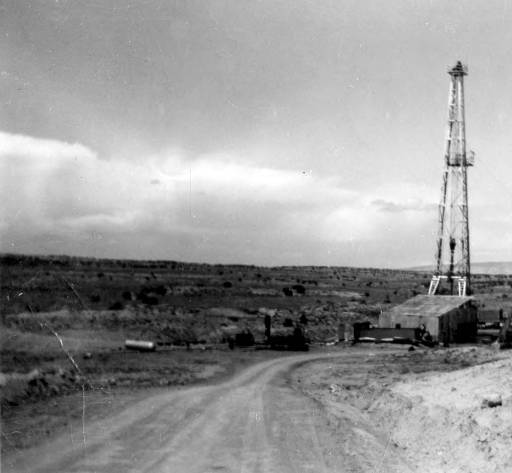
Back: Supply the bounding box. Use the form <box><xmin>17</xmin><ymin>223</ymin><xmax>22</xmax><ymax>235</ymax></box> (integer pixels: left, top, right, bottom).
<box><xmin>4</xmin><ymin>350</ymin><xmax>412</xmax><ymax>473</ymax></box>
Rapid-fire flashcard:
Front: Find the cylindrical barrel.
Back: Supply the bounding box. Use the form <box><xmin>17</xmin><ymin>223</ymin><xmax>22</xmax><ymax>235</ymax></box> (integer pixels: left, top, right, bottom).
<box><xmin>125</xmin><ymin>340</ymin><xmax>156</xmax><ymax>351</ymax></box>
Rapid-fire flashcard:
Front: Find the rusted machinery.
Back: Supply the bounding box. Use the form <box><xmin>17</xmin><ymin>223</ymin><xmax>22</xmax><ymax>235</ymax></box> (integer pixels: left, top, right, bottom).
<box><xmin>227</xmin><ymin>329</ymin><xmax>255</xmax><ymax>349</ymax></box>
<box><xmin>223</xmin><ymin>313</ymin><xmax>308</xmax><ymax>350</ymax></box>
<box><xmin>267</xmin><ymin>325</ymin><xmax>309</xmax><ymax>351</ymax></box>
<box><xmin>498</xmin><ymin>316</ymin><xmax>512</xmax><ymax>348</ymax></box>
<box><xmin>264</xmin><ymin>315</ymin><xmax>309</xmax><ymax>350</ymax></box>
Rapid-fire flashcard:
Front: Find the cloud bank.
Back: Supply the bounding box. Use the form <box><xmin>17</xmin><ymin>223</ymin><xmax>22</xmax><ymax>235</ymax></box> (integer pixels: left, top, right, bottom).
<box><xmin>0</xmin><ymin>131</ymin><xmax>438</xmax><ymax>266</ymax></box>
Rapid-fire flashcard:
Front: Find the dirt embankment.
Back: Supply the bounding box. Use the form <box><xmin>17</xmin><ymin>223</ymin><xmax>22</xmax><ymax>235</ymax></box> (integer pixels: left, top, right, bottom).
<box><xmin>371</xmin><ymin>353</ymin><xmax>512</xmax><ymax>473</ymax></box>
<box><xmin>292</xmin><ymin>346</ymin><xmax>510</xmax><ymax>473</ymax></box>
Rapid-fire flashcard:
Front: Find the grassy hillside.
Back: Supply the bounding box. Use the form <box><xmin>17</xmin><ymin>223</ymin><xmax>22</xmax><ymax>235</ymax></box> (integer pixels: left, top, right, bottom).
<box><xmin>1</xmin><ymin>253</ymin><xmax>430</xmax><ymax>315</ymax></box>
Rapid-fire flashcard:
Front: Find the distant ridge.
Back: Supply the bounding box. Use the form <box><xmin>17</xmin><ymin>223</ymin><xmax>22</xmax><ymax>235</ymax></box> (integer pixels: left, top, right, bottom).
<box><xmin>407</xmin><ymin>262</ymin><xmax>512</xmax><ymax>275</ymax></box>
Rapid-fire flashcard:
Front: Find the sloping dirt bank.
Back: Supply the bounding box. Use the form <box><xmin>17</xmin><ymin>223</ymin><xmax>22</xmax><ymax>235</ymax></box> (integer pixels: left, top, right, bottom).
<box><xmin>292</xmin><ymin>346</ymin><xmax>510</xmax><ymax>473</ymax></box>
<box><xmin>371</xmin><ymin>354</ymin><xmax>512</xmax><ymax>473</ymax></box>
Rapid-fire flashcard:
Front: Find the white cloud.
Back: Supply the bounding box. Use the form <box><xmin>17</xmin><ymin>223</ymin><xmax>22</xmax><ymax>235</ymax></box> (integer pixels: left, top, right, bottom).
<box><xmin>0</xmin><ymin>131</ymin><xmax>96</xmax><ymax>161</ymax></box>
<box><xmin>0</xmin><ymin>130</ymin><xmax>445</xmax><ymax>265</ymax></box>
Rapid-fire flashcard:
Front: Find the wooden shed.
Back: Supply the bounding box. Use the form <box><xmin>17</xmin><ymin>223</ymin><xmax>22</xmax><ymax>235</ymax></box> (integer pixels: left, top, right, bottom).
<box><xmin>379</xmin><ymin>295</ymin><xmax>477</xmax><ymax>344</ymax></box>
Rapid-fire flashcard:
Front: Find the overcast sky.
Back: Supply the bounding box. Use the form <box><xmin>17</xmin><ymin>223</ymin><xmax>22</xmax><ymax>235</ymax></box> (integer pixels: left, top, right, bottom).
<box><xmin>1</xmin><ymin>0</ymin><xmax>512</xmax><ymax>267</ymax></box>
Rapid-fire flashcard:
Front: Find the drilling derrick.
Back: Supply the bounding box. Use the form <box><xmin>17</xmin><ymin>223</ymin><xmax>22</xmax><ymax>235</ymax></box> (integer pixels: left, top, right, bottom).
<box><xmin>428</xmin><ymin>61</ymin><xmax>474</xmax><ymax>297</ymax></box>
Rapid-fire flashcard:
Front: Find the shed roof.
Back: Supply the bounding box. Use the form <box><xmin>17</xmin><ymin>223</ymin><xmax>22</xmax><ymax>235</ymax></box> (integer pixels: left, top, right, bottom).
<box><xmin>385</xmin><ymin>295</ymin><xmax>473</xmax><ymax>318</ymax></box>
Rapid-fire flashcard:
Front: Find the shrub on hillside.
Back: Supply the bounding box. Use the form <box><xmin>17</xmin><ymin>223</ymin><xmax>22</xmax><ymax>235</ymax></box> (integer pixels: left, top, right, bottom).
<box><xmin>140</xmin><ymin>295</ymin><xmax>159</xmax><ymax>306</ymax></box>
<box><xmin>292</xmin><ymin>284</ymin><xmax>306</xmax><ymax>295</ymax></box>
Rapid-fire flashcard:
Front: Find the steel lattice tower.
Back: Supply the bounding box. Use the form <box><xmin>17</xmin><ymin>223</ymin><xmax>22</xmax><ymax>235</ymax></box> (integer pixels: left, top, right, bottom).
<box><xmin>428</xmin><ymin>61</ymin><xmax>474</xmax><ymax>297</ymax></box>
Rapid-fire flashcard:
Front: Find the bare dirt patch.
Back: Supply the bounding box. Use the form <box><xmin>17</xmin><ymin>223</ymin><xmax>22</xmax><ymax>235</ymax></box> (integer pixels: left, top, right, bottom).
<box><xmin>371</xmin><ymin>354</ymin><xmax>512</xmax><ymax>473</ymax></box>
<box><xmin>291</xmin><ymin>345</ymin><xmax>509</xmax><ymax>473</ymax></box>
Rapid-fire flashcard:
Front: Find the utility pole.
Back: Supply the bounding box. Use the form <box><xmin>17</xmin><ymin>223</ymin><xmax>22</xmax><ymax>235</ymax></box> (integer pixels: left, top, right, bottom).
<box><xmin>428</xmin><ymin>61</ymin><xmax>473</xmax><ymax>297</ymax></box>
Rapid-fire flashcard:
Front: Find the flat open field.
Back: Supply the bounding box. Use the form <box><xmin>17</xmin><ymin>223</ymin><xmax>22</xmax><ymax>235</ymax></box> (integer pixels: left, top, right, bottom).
<box><xmin>2</xmin><ymin>254</ymin><xmax>512</xmax><ymax>471</ymax></box>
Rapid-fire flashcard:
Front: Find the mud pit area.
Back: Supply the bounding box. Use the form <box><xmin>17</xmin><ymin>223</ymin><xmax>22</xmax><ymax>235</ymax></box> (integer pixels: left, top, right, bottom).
<box><xmin>293</xmin><ymin>345</ymin><xmax>512</xmax><ymax>473</ymax></box>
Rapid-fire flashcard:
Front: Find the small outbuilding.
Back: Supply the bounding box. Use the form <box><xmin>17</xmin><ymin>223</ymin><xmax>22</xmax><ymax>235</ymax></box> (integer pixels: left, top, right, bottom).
<box><xmin>379</xmin><ymin>295</ymin><xmax>477</xmax><ymax>344</ymax></box>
